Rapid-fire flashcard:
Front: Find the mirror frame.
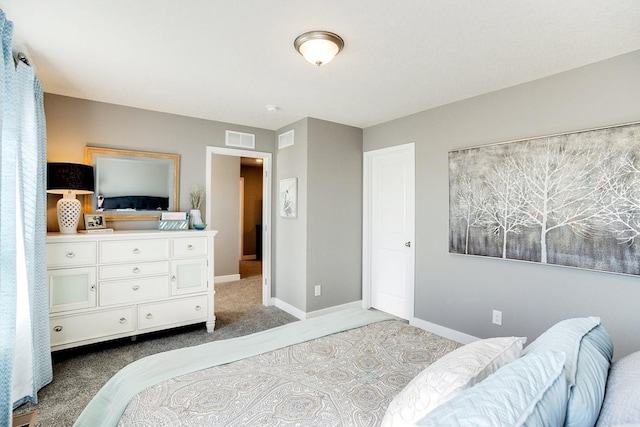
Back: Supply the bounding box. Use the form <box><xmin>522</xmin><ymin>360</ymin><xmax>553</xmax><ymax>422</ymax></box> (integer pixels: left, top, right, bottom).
<box><xmin>83</xmin><ymin>146</ymin><xmax>180</xmax><ymax>221</ymax></box>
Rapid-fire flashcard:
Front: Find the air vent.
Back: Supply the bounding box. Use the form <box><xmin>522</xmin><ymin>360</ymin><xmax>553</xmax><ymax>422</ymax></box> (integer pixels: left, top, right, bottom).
<box><xmin>225</xmin><ymin>130</ymin><xmax>255</xmax><ymax>149</ymax></box>
<box><xmin>278</xmin><ymin>130</ymin><xmax>294</xmax><ymax>149</ymax></box>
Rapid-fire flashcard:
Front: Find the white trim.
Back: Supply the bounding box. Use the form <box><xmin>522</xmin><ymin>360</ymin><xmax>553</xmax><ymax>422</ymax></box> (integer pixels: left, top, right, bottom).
<box><xmin>241</xmin><ymin>254</ymin><xmax>257</xmax><ymax>261</ymax></box>
<box><xmin>214</xmin><ymin>274</ymin><xmax>241</xmax><ymax>284</ymax></box>
<box><xmin>239</xmin><ymin>177</ymin><xmax>244</xmax><ymax>260</ymax></box>
<box><xmin>410</xmin><ymin>317</ymin><xmax>479</xmax><ymax>345</ymax></box>
<box><xmin>272</xmin><ymin>300</ymin><xmax>365</xmax><ymax>321</ymax></box>
<box><xmin>362</xmin><ymin>142</ymin><xmax>415</xmax><ymax>319</ymax></box>
<box><xmin>206</xmin><ymin>146</ymin><xmax>272</xmax><ymax>306</ymax></box>
<box><xmin>272</xmin><ymin>298</ymin><xmax>306</xmax><ymax>320</ymax></box>
<box><xmin>305</xmin><ymin>301</ymin><xmax>363</xmax><ymax>319</ymax></box>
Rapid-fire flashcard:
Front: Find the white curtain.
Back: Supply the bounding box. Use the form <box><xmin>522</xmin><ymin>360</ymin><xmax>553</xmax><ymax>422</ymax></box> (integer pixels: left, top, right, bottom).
<box><xmin>0</xmin><ymin>11</ymin><xmax>52</xmax><ymax>425</ymax></box>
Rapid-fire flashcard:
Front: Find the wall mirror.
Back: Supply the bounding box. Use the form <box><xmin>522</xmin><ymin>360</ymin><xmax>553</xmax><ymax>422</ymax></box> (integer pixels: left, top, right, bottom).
<box><xmin>83</xmin><ymin>147</ymin><xmax>180</xmax><ymax>221</ymax></box>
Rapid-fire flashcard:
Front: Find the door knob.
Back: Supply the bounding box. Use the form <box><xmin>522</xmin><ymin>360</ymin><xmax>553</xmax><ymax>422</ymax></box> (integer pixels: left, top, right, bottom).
<box><xmin>405</xmin><ymin>241</ymin><xmax>411</xmax><ymax>247</ymax></box>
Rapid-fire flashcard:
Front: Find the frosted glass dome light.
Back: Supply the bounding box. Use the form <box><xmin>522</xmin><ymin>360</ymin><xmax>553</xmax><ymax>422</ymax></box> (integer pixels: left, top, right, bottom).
<box><xmin>294</xmin><ymin>31</ymin><xmax>344</xmax><ymax>67</ymax></box>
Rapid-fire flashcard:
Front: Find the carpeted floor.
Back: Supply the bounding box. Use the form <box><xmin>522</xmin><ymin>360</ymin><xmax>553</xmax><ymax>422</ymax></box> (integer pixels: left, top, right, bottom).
<box><xmin>13</xmin><ymin>260</ymin><xmax>297</xmax><ymax>426</ymax></box>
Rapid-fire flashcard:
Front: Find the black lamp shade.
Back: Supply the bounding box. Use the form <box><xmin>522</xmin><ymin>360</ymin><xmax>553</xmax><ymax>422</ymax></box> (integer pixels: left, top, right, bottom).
<box><xmin>47</xmin><ymin>163</ymin><xmax>95</xmax><ymax>195</ymax></box>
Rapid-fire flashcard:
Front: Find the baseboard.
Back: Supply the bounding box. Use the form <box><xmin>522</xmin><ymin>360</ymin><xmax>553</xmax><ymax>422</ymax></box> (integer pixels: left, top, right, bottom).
<box><xmin>214</xmin><ymin>274</ymin><xmax>241</xmax><ymax>284</ymax></box>
<box><xmin>241</xmin><ymin>254</ymin><xmax>257</xmax><ymax>261</ymax></box>
<box><xmin>305</xmin><ymin>301</ymin><xmax>363</xmax><ymax>319</ymax></box>
<box><xmin>272</xmin><ymin>298</ymin><xmax>306</xmax><ymax>320</ymax></box>
<box><xmin>410</xmin><ymin>317</ymin><xmax>479</xmax><ymax>345</ymax></box>
<box><xmin>272</xmin><ymin>299</ymin><xmax>366</xmax><ymax>321</ymax></box>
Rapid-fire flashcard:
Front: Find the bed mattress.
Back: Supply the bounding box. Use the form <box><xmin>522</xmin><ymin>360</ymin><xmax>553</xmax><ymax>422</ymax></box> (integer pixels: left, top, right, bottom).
<box><xmin>75</xmin><ymin>309</ymin><xmax>459</xmax><ymax>426</ymax></box>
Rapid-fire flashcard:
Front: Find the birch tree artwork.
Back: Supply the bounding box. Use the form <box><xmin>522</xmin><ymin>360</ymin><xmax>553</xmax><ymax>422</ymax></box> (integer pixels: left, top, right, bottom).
<box><xmin>449</xmin><ymin>122</ymin><xmax>640</xmax><ymax>276</ymax></box>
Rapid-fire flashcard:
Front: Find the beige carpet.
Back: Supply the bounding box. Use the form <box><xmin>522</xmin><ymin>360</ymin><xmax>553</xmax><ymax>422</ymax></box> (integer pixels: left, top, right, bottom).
<box><xmin>13</xmin><ymin>260</ymin><xmax>297</xmax><ymax>426</ymax></box>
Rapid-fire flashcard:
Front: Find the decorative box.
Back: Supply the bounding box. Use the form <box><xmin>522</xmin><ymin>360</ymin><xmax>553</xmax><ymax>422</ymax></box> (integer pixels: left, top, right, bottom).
<box><xmin>158</xmin><ymin>219</ymin><xmax>188</xmax><ymax>230</ymax></box>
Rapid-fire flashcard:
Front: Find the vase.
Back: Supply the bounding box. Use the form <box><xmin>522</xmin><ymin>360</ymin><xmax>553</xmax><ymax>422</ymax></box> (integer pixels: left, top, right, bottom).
<box><xmin>189</xmin><ymin>209</ymin><xmax>202</xmax><ymax>229</ymax></box>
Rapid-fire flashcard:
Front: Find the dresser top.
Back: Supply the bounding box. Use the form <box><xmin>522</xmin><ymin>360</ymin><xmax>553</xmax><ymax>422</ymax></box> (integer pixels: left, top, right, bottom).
<box><xmin>47</xmin><ymin>229</ymin><xmax>217</xmax><ymax>242</ymax></box>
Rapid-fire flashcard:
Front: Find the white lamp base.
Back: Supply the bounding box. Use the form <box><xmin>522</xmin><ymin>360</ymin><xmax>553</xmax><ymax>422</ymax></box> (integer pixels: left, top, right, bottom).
<box><xmin>57</xmin><ymin>194</ymin><xmax>81</xmax><ymax>234</ymax></box>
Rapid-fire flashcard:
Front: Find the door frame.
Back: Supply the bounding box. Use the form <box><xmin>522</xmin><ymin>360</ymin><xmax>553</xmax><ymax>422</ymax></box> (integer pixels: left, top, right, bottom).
<box><xmin>362</xmin><ymin>142</ymin><xmax>415</xmax><ymax>318</ymax></box>
<box><xmin>206</xmin><ymin>146</ymin><xmax>272</xmax><ymax>306</ymax></box>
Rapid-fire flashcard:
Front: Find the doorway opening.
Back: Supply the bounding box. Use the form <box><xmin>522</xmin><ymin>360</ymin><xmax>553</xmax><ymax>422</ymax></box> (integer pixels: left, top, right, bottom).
<box><xmin>205</xmin><ymin>146</ymin><xmax>272</xmax><ymax>308</ymax></box>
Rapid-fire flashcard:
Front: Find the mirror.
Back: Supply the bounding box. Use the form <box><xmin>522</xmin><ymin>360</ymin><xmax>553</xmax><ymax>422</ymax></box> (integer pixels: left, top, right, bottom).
<box><xmin>83</xmin><ymin>147</ymin><xmax>180</xmax><ymax>221</ymax></box>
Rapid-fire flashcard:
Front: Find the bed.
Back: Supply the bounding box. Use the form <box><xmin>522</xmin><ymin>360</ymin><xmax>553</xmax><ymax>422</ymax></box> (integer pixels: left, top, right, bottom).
<box><xmin>74</xmin><ymin>309</ymin><xmax>459</xmax><ymax>426</ymax></box>
<box><xmin>74</xmin><ymin>309</ymin><xmax>640</xmax><ymax>426</ymax></box>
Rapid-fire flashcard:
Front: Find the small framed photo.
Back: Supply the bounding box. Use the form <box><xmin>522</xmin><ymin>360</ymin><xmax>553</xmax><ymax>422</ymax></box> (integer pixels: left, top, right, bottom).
<box><xmin>84</xmin><ymin>213</ymin><xmax>106</xmax><ymax>230</ymax></box>
<box><xmin>279</xmin><ymin>177</ymin><xmax>297</xmax><ymax>218</ymax></box>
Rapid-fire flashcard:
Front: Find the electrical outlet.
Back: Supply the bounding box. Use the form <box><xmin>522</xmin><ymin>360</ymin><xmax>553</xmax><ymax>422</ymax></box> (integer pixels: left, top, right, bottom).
<box><xmin>314</xmin><ymin>285</ymin><xmax>321</xmax><ymax>296</ymax></box>
<box><xmin>492</xmin><ymin>310</ymin><xmax>502</xmax><ymax>326</ymax></box>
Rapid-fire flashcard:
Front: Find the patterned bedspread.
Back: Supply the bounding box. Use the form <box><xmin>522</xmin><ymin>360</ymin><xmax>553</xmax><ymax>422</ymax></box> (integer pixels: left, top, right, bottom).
<box><xmin>118</xmin><ymin>320</ymin><xmax>459</xmax><ymax>426</ymax></box>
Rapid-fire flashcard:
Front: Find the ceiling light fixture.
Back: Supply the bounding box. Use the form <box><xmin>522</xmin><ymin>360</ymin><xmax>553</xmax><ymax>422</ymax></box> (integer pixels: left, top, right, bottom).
<box><xmin>294</xmin><ymin>31</ymin><xmax>344</xmax><ymax>67</ymax></box>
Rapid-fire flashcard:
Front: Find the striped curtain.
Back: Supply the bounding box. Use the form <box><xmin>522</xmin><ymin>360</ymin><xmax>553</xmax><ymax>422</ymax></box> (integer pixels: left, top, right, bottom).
<box><xmin>0</xmin><ymin>10</ymin><xmax>52</xmax><ymax>426</ymax></box>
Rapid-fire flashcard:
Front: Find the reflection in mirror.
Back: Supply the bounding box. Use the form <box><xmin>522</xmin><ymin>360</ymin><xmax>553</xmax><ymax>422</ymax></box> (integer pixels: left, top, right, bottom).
<box><xmin>83</xmin><ymin>147</ymin><xmax>180</xmax><ymax>221</ymax></box>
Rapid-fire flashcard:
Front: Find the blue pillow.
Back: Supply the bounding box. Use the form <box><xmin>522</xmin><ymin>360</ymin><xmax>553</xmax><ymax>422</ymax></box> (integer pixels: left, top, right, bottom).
<box><xmin>417</xmin><ymin>352</ymin><xmax>568</xmax><ymax>427</ymax></box>
<box><xmin>523</xmin><ymin>317</ymin><xmax>613</xmax><ymax>427</ymax></box>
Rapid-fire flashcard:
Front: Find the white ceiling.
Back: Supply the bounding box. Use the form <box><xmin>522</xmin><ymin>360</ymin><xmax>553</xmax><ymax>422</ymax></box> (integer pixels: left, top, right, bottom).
<box><xmin>3</xmin><ymin>1</ymin><xmax>640</xmax><ymax>131</ymax></box>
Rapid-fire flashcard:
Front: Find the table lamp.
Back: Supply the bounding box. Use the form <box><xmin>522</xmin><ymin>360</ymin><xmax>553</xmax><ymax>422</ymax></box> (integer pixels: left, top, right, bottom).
<box><xmin>47</xmin><ymin>163</ymin><xmax>94</xmax><ymax>234</ymax></box>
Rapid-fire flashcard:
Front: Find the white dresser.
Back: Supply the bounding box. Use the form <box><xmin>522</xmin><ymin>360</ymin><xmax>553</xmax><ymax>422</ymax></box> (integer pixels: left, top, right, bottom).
<box><xmin>46</xmin><ymin>230</ymin><xmax>217</xmax><ymax>351</ymax></box>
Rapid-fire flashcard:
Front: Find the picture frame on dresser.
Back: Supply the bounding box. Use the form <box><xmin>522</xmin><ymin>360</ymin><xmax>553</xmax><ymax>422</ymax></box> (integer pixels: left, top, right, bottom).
<box><xmin>84</xmin><ymin>213</ymin><xmax>106</xmax><ymax>230</ymax></box>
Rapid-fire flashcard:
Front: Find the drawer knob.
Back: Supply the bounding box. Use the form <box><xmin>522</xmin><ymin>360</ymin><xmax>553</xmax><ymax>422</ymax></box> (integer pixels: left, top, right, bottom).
<box><xmin>171</xmin><ymin>275</ymin><xmax>176</xmax><ymax>281</ymax></box>
<box><xmin>90</xmin><ymin>284</ymin><xmax>96</xmax><ymax>292</ymax></box>
<box><xmin>133</xmin><ymin>248</ymin><xmax>141</xmax><ymax>254</ymax></box>
<box><xmin>53</xmin><ymin>326</ymin><xmax>63</xmax><ymax>332</ymax></box>
<box><xmin>66</xmin><ymin>252</ymin><xmax>75</xmax><ymax>258</ymax></box>
<box><xmin>187</xmin><ymin>244</ymin><xmax>194</xmax><ymax>250</ymax></box>
<box><xmin>132</xmin><ymin>267</ymin><xmax>140</xmax><ymax>273</ymax></box>
<box><xmin>146</xmin><ymin>313</ymin><xmax>153</xmax><ymax>319</ymax></box>
<box><xmin>195</xmin><ymin>305</ymin><xmax>201</xmax><ymax>311</ymax></box>
<box><xmin>119</xmin><ymin>317</ymin><xmax>127</xmax><ymax>324</ymax></box>
<box><xmin>132</xmin><ymin>285</ymin><xmax>140</xmax><ymax>291</ymax></box>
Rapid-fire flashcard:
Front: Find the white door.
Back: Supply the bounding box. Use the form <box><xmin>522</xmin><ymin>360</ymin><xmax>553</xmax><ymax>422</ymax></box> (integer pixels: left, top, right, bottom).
<box><xmin>363</xmin><ymin>143</ymin><xmax>415</xmax><ymax>319</ymax></box>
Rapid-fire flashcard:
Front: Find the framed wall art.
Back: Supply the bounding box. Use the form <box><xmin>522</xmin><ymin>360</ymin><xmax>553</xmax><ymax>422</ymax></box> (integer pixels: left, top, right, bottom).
<box><xmin>449</xmin><ymin>121</ymin><xmax>640</xmax><ymax>276</ymax></box>
<box><xmin>279</xmin><ymin>177</ymin><xmax>297</xmax><ymax>218</ymax></box>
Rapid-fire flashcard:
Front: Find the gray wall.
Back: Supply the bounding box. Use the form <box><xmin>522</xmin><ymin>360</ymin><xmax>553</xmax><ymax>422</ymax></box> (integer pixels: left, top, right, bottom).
<box><xmin>210</xmin><ymin>154</ymin><xmax>241</xmax><ymax>277</ymax></box>
<box><xmin>275</xmin><ymin>119</ymin><xmax>308</xmax><ymax>311</ymax></box>
<box><xmin>363</xmin><ymin>50</ymin><xmax>640</xmax><ymax>360</ymax></box>
<box><xmin>274</xmin><ymin>118</ymin><xmax>364</xmax><ymax>313</ymax></box>
<box><xmin>306</xmin><ymin>118</ymin><xmax>363</xmax><ymax>311</ymax></box>
<box><xmin>44</xmin><ymin>94</ymin><xmax>275</xmax><ymax>232</ymax></box>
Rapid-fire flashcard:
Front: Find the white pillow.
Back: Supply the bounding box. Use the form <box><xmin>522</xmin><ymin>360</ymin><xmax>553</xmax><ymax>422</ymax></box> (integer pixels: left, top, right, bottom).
<box><xmin>381</xmin><ymin>336</ymin><xmax>526</xmax><ymax>426</ymax></box>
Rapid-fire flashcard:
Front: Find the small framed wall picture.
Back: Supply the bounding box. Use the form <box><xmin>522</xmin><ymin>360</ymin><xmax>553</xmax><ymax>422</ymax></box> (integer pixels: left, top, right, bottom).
<box><xmin>84</xmin><ymin>213</ymin><xmax>106</xmax><ymax>230</ymax></box>
<box><xmin>279</xmin><ymin>177</ymin><xmax>297</xmax><ymax>218</ymax></box>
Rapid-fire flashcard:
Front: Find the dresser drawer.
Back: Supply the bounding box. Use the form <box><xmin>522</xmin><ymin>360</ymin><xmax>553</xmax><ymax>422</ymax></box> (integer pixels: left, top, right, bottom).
<box><xmin>99</xmin><ymin>261</ymin><xmax>169</xmax><ymax>280</ymax></box>
<box><xmin>173</xmin><ymin>237</ymin><xmax>208</xmax><ymax>258</ymax></box>
<box><xmin>47</xmin><ymin>242</ymin><xmax>97</xmax><ymax>267</ymax></box>
<box><xmin>99</xmin><ymin>239</ymin><xmax>169</xmax><ymax>263</ymax></box>
<box><xmin>50</xmin><ymin>307</ymin><xmax>135</xmax><ymax>347</ymax></box>
<box><xmin>138</xmin><ymin>294</ymin><xmax>208</xmax><ymax>330</ymax></box>
<box><xmin>100</xmin><ymin>276</ymin><xmax>169</xmax><ymax>306</ymax></box>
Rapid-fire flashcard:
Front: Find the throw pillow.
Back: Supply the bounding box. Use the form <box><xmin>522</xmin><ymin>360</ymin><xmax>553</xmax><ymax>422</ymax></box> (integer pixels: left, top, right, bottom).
<box><xmin>381</xmin><ymin>336</ymin><xmax>526</xmax><ymax>426</ymax></box>
<box><xmin>595</xmin><ymin>350</ymin><xmax>640</xmax><ymax>427</ymax></box>
<box><xmin>417</xmin><ymin>352</ymin><xmax>568</xmax><ymax>427</ymax></box>
<box><xmin>523</xmin><ymin>317</ymin><xmax>613</xmax><ymax>427</ymax></box>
